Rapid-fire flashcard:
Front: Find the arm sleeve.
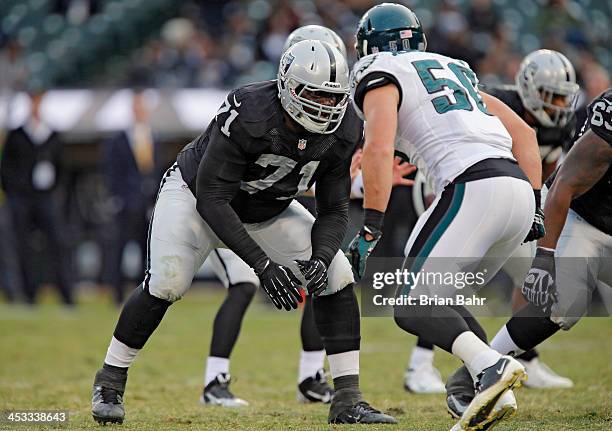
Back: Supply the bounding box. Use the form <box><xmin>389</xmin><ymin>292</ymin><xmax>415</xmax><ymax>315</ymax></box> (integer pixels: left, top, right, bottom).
<box><xmin>196</xmin><ymin>123</ymin><xmax>268</xmax><ymax>272</ymax></box>
<box><xmin>353</xmin><ymin>71</ymin><xmax>403</xmax><ymax>114</ymax></box>
<box><xmin>310</xmin><ymin>156</ymin><xmax>351</xmax><ymax>266</ymax></box>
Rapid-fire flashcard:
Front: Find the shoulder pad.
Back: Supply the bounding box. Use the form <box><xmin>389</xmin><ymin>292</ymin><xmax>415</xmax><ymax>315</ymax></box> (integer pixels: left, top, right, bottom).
<box><xmin>218</xmin><ymin>81</ymin><xmax>281</xmax><ymax>141</ymax></box>
<box><xmin>586</xmin><ymin>88</ymin><xmax>612</xmax><ymax>144</ymax></box>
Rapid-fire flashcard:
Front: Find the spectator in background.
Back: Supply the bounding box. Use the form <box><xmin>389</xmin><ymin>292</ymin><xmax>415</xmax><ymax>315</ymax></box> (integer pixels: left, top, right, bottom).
<box><xmin>100</xmin><ymin>89</ymin><xmax>162</xmax><ymax>305</ymax></box>
<box><xmin>426</xmin><ymin>0</ymin><xmax>481</xmax><ymax>67</ymax></box>
<box><xmin>536</xmin><ymin>0</ymin><xmax>589</xmax><ymax>51</ymax></box>
<box><xmin>465</xmin><ymin>0</ymin><xmax>503</xmax><ymax>56</ymax></box>
<box><xmin>54</xmin><ymin>0</ymin><xmax>100</xmax><ymax>26</ymax></box>
<box><xmin>0</xmin><ymin>88</ymin><xmax>74</xmax><ymax>305</ymax></box>
<box><xmin>0</xmin><ymin>38</ymin><xmax>27</xmax><ymax>302</ymax></box>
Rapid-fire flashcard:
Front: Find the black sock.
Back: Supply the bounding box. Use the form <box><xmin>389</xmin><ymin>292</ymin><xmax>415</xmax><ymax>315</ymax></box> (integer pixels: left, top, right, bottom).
<box><xmin>416</xmin><ymin>337</ymin><xmax>435</xmax><ymax>350</ymax></box>
<box><xmin>313</xmin><ymin>284</ymin><xmax>360</xmax><ymax>355</ymax></box>
<box><xmin>506</xmin><ymin>303</ymin><xmax>560</xmax><ymax>352</ymax></box>
<box><xmin>103</xmin><ymin>363</ymin><xmax>127</xmax><ymax>375</ymax></box>
<box><xmin>209</xmin><ymin>282</ymin><xmax>256</xmax><ymax>358</ymax></box>
<box><xmin>516</xmin><ymin>348</ymin><xmax>539</xmax><ymax>362</ymax></box>
<box><xmin>331</xmin><ymin>375</ymin><xmax>362</xmax><ymax>408</ymax></box>
<box><xmin>96</xmin><ymin>363</ymin><xmax>128</xmax><ymax>392</ymax></box>
<box><xmin>113</xmin><ymin>284</ymin><xmax>172</xmax><ymax>349</ymax></box>
<box><xmin>301</xmin><ymin>295</ymin><xmax>325</xmax><ymax>352</ymax></box>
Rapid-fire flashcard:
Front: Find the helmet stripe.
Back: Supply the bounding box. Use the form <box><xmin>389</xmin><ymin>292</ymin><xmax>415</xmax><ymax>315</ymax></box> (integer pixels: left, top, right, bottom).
<box><xmin>322</xmin><ymin>42</ymin><xmax>336</xmax><ymax>82</ymax></box>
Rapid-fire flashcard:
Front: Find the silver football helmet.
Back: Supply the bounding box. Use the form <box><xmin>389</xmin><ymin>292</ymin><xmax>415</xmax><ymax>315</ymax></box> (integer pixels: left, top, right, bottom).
<box><xmin>282</xmin><ymin>25</ymin><xmax>347</xmax><ymax>59</ymax></box>
<box><xmin>516</xmin><ymin>49</ymin><xmax>580</xmax><ymax>128</ymax></box>
<box><xmin>278</xmin><ymin>39</ymin><xmax>350</xmax><ymax>134</ymax></box>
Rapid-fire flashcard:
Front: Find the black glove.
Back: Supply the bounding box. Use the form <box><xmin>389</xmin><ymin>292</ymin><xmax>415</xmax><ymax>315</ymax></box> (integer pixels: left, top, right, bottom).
<box><xmin>524</xmin><ymin>189</ymin><xmax>546</xmax><ymax>243</ymax></box>
<box><xmin>255</xmin><ymin>259</ymin><xmax>303</xmax><ymax>311</ymax></box>
<box><xmin>521</xmin><ymin>247</ymin><xmax>558</xmax><ymax>314</ymax></box>
<box><xmin>295</xmin><ymin>258</ymin><xmax>328</xmax><ymax>296</ymax></box>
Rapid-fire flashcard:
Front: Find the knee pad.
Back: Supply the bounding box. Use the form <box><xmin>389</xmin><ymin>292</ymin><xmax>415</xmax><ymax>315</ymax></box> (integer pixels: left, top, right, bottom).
<box><xmin>147</xmin><ymin>271</ymin><xmax>192</xmax><ymax>303</ymax></box>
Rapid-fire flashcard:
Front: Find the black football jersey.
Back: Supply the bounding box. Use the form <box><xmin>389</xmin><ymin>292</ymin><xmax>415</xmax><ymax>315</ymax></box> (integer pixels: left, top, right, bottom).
<box><xmin>546</xmin><ymin>89</ymin><xmax>612</xmax><ymax>235</ymax></box>
<box><xmin>177</xmin><ymin>80</ymin><xmax>363</xmax><ymax>223</ymax></box>
<box><xmin>484</xmin><ymin>85</ymin><xmax>576</xmax><ymax>160</ymax></box>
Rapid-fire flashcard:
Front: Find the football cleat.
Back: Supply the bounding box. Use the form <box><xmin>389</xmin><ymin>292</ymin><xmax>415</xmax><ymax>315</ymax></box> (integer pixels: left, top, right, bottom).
<box><xmin>404</xmin><ymin>363</ymin><xmax>446</xmax><ymax>394</ymax></box>
<box><xmin>297</xmin><ymin>369</ymin><xmax>334</xmax><ymax>403</ymax></box>
<box><xmin>91</xmin><ymin>367</ymin><xmax>126</xmax><ymax>425</ymax></box>
<box><xmin>200</xmin><ymin>373</ymin><xmax>249</xmax><ymax>408</ymax></box>
<box><xmin>450</xmin><ymin>391</ymin><xmax>517</xmax><ymax>431</ymax></box>
<box><xmin>519</xmin><ymin>358</ymin><xmax>573</xmax><ymax>389</ymax></box>
<box><xmin>329</xmin><ymin>400</ymin><xmax>397</xmax><ymax>424</ymax></box>
<box><xmin>451</xmin><ymin>356</ymin><xmax>526</xmax><ymax>431</ymax></box>
<box><xmin>446</xmin><ymin>365</ymin><xmax>475</xmax><ymax>419</ymax></box>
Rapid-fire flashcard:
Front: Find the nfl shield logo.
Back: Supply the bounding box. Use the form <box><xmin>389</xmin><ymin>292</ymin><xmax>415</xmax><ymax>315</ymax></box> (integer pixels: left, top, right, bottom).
<box><xmin>298</xmin><ymin>139</ymin><xmax>307</xmax><ymax>150</ymax></box>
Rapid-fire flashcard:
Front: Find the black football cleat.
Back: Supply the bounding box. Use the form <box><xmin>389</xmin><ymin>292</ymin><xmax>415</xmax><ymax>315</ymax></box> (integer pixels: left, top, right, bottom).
<box><xmin>297</xmin><ymin>369</ymin><xmax>334</xmax><ymax>404</ymax></box>
<box><xmin>200</xmin><ymin>373</ymin><xmax>248</xmax><ymax>407</ymax></box>
<box><xmin>446</xmin><ymin>365</ymin><xmax>475</xmax><ymax>419</ymax></box>
<box><xmin>451</xmin><ymin>356</ymin><xmax>525</xmax><ymax>431</ymax></box>
<box><xmin>329</xmin><ymin>399</ymin><xmax>397</xmax><ymax>424</ymax></box>
<box><xmin>91</xmin><ymin>367</ymin><xmax>126</xmax><ymax>425</ymax></box>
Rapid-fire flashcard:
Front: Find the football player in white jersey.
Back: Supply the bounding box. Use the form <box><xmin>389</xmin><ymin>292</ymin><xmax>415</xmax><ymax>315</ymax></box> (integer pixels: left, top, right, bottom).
<box><xmin>346</xmin><ymin>4</ymin><xmax>545</xmax><ymax>431</ymax></box>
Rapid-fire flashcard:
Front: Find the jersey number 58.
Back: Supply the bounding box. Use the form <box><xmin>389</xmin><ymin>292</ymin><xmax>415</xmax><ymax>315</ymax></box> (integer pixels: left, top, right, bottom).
<box><xmin>412</xmin><ymin>59</ymin><xmax>489</xmax><ymax>115</ymax></box>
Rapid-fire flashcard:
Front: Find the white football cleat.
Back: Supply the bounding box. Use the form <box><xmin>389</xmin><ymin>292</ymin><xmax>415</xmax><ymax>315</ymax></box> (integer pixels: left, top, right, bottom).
<box><xmin>451</xmin><ymin>356</ymin><xmax>526</xmax><ymax>431</ymax></box>
<box><xmin>404</xmin><ymin>363</ymin><xmax>446</xmax><ymax>394</ymax></box>
<box><xmin>449</xmin><ymin>390</ymin><xmax>517</xmax><ymax>431</ymax></box>
<box><xmin>519</xmin><ymin>358</ymin><xmax>573</xmax><ymax>389</ymax></box>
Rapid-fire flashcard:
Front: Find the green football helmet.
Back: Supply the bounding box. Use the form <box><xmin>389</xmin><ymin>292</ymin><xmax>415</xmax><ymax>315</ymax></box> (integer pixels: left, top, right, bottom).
<box><xmin>355</xmin><ymin>3</ymin><xmax>427</xmax><ymax>59</ymax></box>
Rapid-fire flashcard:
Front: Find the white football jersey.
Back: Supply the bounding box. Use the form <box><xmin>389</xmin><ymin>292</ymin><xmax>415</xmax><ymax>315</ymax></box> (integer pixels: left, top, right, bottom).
<box><xmin>351</xmin><ymin>51</ymin><xmax>515</xmax><ymax>194</ymax></box>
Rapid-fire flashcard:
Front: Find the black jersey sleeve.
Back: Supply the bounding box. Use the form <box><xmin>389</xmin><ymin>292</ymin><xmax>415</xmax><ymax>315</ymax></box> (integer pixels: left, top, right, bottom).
<box><xmin>310</xmin><ymin>155</ymin><xmax>351</xmax><ymax>267</ymax></box>
<box><xmin>196</xmin><ymin>122</ymin><xmax>268</xmax><ymax>272</ymax></box>
<box><xmin>586</xmin><ymin>90</ymin><xmax>612</xmax><ymax>144</ymax></box>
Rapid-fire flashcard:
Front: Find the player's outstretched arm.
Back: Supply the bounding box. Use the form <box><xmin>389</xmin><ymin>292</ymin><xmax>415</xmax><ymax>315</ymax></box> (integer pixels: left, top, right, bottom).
<box><xmin>538</xmin><ymin>129</ymin><xmax>612</xmax><ymax>249</ymax></box>
<box><xmin>346</xmin><ymin>83</ymin><xmax>399</xmax><ymax>278</ymax></box>
<box><xmin>196</xmin><ymin>126</ymin><xmax>302</xmax><ymax>310</ymax></box>
<box><xmin>361</xmin><ymin>84</ymin><xmax>400</xmax><ymax>212</ymax></box>
<box><xmin>481</xmin><ymin>91</ymin><xmax>542</xmax><ymax>189</ymax></box>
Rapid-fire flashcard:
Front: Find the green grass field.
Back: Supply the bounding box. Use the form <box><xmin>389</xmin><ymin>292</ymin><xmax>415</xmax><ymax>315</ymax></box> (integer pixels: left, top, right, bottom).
<box><xmin>1</xmin><ymin>285</ymin><xmax>610</xmax><ymax>430</ymax></box>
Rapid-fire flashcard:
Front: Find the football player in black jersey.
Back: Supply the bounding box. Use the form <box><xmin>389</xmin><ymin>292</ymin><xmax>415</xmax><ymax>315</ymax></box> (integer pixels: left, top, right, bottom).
<box><xmin>200</xmin><ymin>25</ymin><xmax>349</xmax><ymax>409</ymax></box>
<box><xmin>416</xmin><ymin>50</ymin><xmax>579</xmax><ymax>398</ymax></box>
<box><xmin>446</xmin><ymin>89</ymin><xmax>612</xmax><ymax>419</ymax></box>
<box><xmin>90</xmin><ymin>39</ymin><xmax>396</xmax><ymax>425</ymax></box>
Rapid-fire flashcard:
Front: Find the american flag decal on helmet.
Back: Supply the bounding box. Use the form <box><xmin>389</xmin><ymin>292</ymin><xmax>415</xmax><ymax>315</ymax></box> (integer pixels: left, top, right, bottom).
<box><xmin>399</xmin><ymin>29</ymin><xmax>413</xmax><ymax>38</ymax></box>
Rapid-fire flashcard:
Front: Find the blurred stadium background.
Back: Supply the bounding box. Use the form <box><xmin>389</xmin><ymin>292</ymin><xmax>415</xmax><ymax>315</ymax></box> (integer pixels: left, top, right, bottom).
<box><xmin>0</xmin><ymin>0</ymin><xmax>610</xmax><ymax>301</ymax></box>
<box><xmin>0</xmin><ymin>2</ymin><xmax>611</xmax><ymax>430</ymax></box>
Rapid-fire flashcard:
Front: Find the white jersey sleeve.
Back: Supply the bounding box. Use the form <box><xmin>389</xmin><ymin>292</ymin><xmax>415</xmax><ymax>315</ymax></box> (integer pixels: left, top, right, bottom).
<box><xmin>351</xmin><ymin>53</ymin><xmax>412</xmax><ymax>120</ymax></box>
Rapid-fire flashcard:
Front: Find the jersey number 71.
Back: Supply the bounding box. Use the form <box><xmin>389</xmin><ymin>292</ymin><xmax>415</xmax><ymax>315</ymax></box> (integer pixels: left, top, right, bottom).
<box><xmin>412</xmin><ymin>59</ymin><xmax>490</xmax><ymax>115</ymax></box>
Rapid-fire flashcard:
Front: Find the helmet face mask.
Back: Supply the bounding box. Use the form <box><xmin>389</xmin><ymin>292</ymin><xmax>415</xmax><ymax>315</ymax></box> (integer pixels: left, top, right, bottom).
<box><xmin>355</xmin><ymin>3</ymin><xmax>427</xmax><ymax>59</ymax></box>
<box><xmin>516</xmin><ymin>49</ymin><xmax>580</xmax><ymax>128</ymax></box>
<box><xmin>278</xmin><ymin>40</ymin><xmax>349</xmax><ymax>134</ymax></box>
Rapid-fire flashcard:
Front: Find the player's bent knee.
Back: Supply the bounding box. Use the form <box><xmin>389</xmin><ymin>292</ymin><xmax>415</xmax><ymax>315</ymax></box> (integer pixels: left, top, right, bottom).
<box><xmin>393</xmin><ymin>309</ymin><xmax>421</xmax><ymax>337</ymax></box>
<box><xmin>550</xmin><ymin>314</ymin><xmax>580</xmax><ymax>331</ymax></box>
<box><xmin>147</xmin><ymin>274</ymin><xmax>193</xmax><ymax>303</ymax></box>
<box><xmin>228</xmin><ymin>282</ymin><xmax>257</xmax><ymax>304</ymax></box>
